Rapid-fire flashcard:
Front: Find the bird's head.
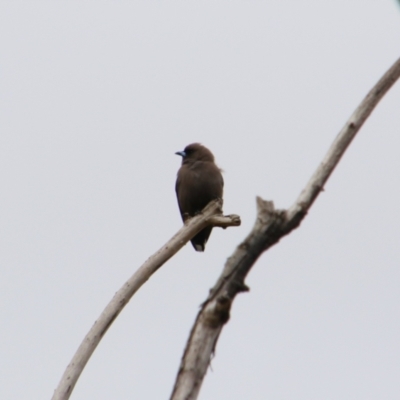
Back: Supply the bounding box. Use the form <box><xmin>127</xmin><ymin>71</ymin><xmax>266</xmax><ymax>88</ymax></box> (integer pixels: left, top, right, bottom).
<box><xmin>175</xmin><ymin>143</ymin><xmax>215</xmax><ymax>164</ymax></box>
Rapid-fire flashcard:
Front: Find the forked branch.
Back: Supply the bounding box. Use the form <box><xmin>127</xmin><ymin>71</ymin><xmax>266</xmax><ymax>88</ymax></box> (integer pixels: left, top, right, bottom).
<box><xmin>170</xmin><ymin>56</ymin><xmax>400</xmax><ymax>400</ymax></box>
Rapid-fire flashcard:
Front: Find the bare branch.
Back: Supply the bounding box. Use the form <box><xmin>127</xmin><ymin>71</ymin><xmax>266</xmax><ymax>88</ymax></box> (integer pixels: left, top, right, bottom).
<box><xmin>51</xmin><ymin>199</ymin><xmax>240</xmax><ymax>400</ymax></box>
<box><xmin>287</xmin><ymin>56</ymin><xmax>400</xmax><ymax>222</ymax></box>
<box><xmin>170</xmin><ymin>56</ymin><xmax>400</xmax><ymax>400</ymax></box>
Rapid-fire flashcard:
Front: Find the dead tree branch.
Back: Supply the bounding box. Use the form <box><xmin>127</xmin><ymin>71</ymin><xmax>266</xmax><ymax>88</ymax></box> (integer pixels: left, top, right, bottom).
<box><xmin>51</xmin><ymin>199</ymin><xmax>240</xmax><ymax>400</ymax></box>
<box><xmin>170</xmin><ymin>56</ymin><xmax>400</xmax><ymax>400</ymax></box>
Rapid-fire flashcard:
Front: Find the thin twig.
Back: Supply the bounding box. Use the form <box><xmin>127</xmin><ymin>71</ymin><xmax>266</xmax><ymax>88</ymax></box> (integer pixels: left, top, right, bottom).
<box><xmin>170</xmin><ymin>56</ymin><xmax>400</xmax><ymax>400</ymax></box>
<box><xmin>51</xmin><ymin>199</ymin><xmax>240</xmax><ymax>400</ymax></box>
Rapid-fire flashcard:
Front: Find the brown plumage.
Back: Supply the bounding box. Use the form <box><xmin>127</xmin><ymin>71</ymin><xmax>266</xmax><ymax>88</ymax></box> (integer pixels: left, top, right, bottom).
<box><xmin>175</xmin><ymin>143</ymin><xmax>224</xmax><ymax>252</ymax></box>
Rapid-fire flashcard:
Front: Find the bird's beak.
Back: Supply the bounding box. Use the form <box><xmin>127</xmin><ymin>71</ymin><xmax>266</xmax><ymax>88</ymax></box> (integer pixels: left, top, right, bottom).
<box><xmin>175</xmin><ymin>151</ymin><xmax>186</xmax><ymax>157</ymax></box>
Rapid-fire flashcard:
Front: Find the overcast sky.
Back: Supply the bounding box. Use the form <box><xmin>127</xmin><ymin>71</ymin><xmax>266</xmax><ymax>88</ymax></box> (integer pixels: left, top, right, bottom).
<box><xmin>1</xmin><ymin>2</ymin><xmax>400</xmax><ymax>399</ymax></box>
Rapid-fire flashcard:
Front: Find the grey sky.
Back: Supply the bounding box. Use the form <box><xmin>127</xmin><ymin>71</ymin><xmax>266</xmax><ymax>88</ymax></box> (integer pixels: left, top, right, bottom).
<box><xmin>1</xmin><ymin>2</ymin><xmax>399</xmax><ymax>399</ymax></box>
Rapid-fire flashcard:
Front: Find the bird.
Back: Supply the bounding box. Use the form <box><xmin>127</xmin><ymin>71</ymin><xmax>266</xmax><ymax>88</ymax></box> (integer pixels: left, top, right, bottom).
<box><xmin>175</xmin><ymin>143</ymin><xmax>224</xmax><ymax>252</ymax></box>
